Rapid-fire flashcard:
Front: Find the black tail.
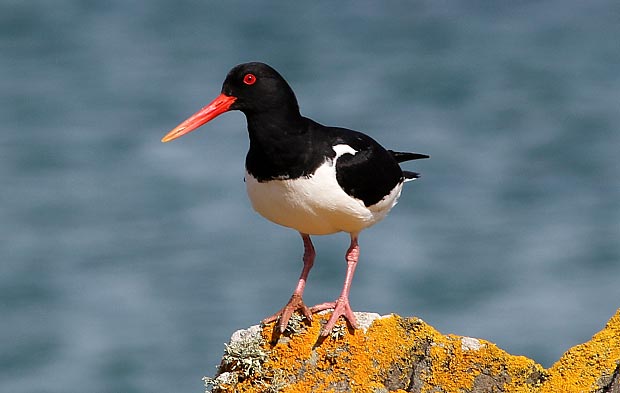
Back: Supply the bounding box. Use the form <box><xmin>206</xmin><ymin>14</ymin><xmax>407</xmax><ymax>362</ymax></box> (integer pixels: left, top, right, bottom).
<box><xmin>389</xmin><ymin>150</ymin><xmax>430</xmax><ymax>163</ymax></box>
<box><xmin>402</xmin><ymin>171</ymin><xmax>421</xmax><ymax>181</ymax></box>
<box><xmin>390</xmin><ymin>150</ymin><xmax>428</xmax><ymax>182</ymax></box>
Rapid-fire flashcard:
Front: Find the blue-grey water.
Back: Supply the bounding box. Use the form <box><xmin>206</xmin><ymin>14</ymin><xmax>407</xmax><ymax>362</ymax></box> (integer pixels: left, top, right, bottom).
<box><xmin>2</xmin><ymin>1</ymin><xmax>619</xmax><ymax>392</ymax></box>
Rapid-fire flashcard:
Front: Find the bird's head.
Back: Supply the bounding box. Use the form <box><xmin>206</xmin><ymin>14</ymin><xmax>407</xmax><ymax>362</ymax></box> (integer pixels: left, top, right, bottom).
<box><xmin>162</xmin><ymin>62</ymin><xmax>299</xmax><ymax>143</ymax></box>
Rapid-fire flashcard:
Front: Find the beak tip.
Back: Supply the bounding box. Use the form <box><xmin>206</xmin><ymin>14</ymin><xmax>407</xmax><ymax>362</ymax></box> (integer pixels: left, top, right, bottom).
<box><xmin>160</xmin><ymin>94</ymin><xmax>236</xmax><ymax>143</ymax></box>
<box><xmin>161</xmin><ymin>126</ymin><xmax>187</xmax><ymax>143</ymax></box>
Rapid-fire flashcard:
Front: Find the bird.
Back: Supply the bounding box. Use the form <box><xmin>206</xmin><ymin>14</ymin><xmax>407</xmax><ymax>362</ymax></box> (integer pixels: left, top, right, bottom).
<box><xmin>161</xmin><ymin>62</ymin><xmax>428</xmax><ymax>336</ymax></box>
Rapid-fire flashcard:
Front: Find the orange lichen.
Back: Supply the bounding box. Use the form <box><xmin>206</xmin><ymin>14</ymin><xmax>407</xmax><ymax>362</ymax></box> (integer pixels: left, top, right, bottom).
<box><xmin>208</xmin><ymin>309</ymin><xmax>620</xmax><ymax>393</ymax></box>
<box><xmin>540</xmin><ymin>309</ymin><xmax>620</xmax><ymax>393</ymax></box>
<box><xmin>262</xmin><ymin>314</ymin><xmax>399</xmax><ymax>392</ymax></box>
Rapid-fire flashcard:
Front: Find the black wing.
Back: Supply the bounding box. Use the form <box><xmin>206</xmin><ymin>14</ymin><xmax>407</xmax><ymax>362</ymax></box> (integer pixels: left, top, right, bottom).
<box><xmin>325</xmin><ymin>128</ymin><xmax>405</xmax><ymax>207</ymax></box>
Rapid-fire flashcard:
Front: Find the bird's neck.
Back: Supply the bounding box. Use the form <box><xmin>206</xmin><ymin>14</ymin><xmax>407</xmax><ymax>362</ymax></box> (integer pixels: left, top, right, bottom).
<box><xmin>245</xmin><ymin>105</ymin><xmax>303</xmax><ymax>133</ymax></box>
<box><xmin>244</xmin><ymin>113</ymin><xmax>323</xmax><ymax>181</ymax></box>
<box><xmin>245</xmin><ymin>107</ymin><xmax>307</xmax><ymax>150</ymax></box>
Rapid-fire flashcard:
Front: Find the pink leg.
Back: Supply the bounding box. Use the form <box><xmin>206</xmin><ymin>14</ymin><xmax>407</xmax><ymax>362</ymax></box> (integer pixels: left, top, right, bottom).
<box><xmin>263</xmin><ymin>233</ymin><xmax>315</xmax><ymax>332</ymax></box>
<box><xmin>311</xmin><ymin>233</ymin><xmax>360</xmax><ymax>336</ymax></box>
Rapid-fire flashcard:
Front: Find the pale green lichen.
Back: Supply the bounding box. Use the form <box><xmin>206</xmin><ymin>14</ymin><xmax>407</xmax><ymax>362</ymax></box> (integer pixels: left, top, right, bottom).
<box><xmin>329</xmin><ymin>322</ymin><xmax>347</xmax><ymax>340</ymax></box>
<box><xmin>203</xmin><ymin>373</ymin><xmax>237</xmax><ymax>393</ymax></box>
<box><xmin>254</xmin><ymin>369</ymin><xmax>288</xmax><ymax>393</ymax></box>
<box><xmin>221</xmin><ymin>335</ymin><xmax>268</xmax><ymax>378</ymax></box>
<box><xmin>283</xmin><ymin>312</ymin><xmax>307</xmax><ymax>336</ymax></box>
<box><xmin>203</xmin><ymin>325</ymin><xmax>269</xmax><ymax>392</ymax></box>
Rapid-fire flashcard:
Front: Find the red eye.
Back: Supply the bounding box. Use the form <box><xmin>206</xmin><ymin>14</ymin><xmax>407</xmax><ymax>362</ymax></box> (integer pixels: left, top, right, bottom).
<box><xmin>243</xmin><ymin>73</ymin><xmax>257</xmax><ymax>85</ymax></box>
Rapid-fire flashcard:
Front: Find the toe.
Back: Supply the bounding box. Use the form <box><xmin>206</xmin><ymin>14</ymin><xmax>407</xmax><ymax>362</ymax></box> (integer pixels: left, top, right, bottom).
<box><xmin>319</xmin><ymin>298</ymin><xmax>358</xmax><ymax>336</ymax></box>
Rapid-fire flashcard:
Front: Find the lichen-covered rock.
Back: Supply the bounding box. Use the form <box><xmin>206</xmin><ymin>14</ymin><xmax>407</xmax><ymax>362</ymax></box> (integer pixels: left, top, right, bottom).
<box><xmin>540</xmin><ymin>309</ymin><xmax>620</xmax><ymax>393</ymax></box>
<box><xmin>205</xmin><ymin>309</ymin><xmax>620</xmax><ymax>393</ymax></box>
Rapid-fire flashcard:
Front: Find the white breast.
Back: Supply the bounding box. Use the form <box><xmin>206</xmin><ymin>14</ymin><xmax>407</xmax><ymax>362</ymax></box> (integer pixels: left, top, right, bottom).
<box><xmin>245</xmin><ymin>144</ymin><xmax>403</xmax><ymax>235</ymax></box>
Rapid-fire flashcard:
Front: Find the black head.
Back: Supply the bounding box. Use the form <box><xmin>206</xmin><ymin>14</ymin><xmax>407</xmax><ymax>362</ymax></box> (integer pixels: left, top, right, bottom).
<box><xmin>162</xmin><ymin>62</ymin><xmax>300</xmax><ymax>142</ymax></box>
<box><xmin>223</xmin><ymin>62</ymin><xmax>300</xmax><ymax>116</ymax></box>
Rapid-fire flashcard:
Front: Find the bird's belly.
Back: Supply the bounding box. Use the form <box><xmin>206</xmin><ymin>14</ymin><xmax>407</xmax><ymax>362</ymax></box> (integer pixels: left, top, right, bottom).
<box><xmin>245</xmin><ymin>162</ymin><xmax>403</xmax><ymax>235</ymax></box>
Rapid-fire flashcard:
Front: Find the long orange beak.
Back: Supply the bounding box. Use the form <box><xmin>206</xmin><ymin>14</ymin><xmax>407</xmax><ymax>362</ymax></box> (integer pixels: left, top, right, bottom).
<box><xmin>161</xmin><ymin>93</ymin><xmax>237</xmax><ymax>142</ymax></box>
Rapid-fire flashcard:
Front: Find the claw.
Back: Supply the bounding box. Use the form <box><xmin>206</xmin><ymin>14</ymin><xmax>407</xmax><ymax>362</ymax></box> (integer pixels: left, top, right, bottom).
<box><xmin>312</xmin><ymin>298</ymin><xmax>358</xmax><ymax>336</ymax></box>
<box><xmin>262</xmin><ymin>293</ymin><xmax>313</xmax><ymax>332</ymax></box>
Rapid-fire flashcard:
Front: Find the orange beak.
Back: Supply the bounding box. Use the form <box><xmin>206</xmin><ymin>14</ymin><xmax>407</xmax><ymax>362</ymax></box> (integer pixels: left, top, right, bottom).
<box><xmin>161</xmin><ymin>93</ymin><xmax>237</xmax><ymax>142</ymax></box>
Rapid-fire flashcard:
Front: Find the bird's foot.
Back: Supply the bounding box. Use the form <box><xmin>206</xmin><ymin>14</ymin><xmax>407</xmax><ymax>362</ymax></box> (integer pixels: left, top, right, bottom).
<box><xmin>262</xmin><ymin>293</ymin><xmax>313</xmax><ymax>333</ymax></box>
<box><xmin>311</xmin><ymin>297</ymin><xmax>358</xmax><ymax>337</ymax></box>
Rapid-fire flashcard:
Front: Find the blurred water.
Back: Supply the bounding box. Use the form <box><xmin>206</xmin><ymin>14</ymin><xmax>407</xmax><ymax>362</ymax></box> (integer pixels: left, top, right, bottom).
<box><xmin>1</xmin><ymin>1</ymin><xmax>619</xmax><ymax>392</ymax></box>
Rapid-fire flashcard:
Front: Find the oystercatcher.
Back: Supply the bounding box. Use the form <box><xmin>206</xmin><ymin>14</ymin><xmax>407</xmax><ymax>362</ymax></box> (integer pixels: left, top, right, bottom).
<box><xmin>162</xmin><ymin>62</ymin><xmax>428</xmax><ymax>336</ymax></box>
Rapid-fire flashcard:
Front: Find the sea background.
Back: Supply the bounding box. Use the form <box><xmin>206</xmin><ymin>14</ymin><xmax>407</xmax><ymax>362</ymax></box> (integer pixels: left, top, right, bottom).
<box><xmin>2</xmin><ymin>1</ymin><xmax>619</xmax><ymax>392</ymax></box>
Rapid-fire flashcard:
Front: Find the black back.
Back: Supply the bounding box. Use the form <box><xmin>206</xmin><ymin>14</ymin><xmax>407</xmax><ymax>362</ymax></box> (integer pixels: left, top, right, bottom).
<box><xmin>221</xmin><ymin>62</ymin><xmax>428</xmax><ymax>207</ymax></box>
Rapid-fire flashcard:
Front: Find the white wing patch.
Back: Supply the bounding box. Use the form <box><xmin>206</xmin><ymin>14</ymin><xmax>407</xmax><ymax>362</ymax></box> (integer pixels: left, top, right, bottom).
<box><xmin>332</xmin><ymin>144</ymin><xmax>357</xmax><ymax>158</ymax></box>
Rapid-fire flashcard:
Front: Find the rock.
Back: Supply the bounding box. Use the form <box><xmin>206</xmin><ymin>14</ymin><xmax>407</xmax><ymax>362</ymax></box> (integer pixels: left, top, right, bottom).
<box><xmin>205</xmin><ymin>309</ymin><xmax>620</xmax><ymax>393</ymax></box>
